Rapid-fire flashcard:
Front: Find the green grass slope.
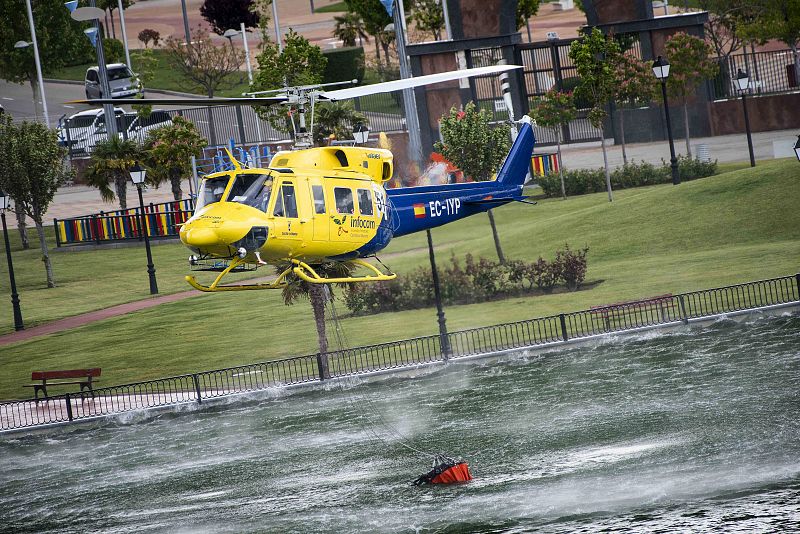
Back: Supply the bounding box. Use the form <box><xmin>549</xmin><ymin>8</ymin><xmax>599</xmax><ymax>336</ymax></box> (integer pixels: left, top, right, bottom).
<box><xmin>0</xmin><ymin>159</ymin><xmax>798</xmax><ymax>399</ymax></box>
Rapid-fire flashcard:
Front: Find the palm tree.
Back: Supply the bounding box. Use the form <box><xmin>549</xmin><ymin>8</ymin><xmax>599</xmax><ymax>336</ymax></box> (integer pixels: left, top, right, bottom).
<box><xmin>277</xmin><ymin>261</ymin><xmax>354</xmax><ymax>379</ymax></box>
<box><xmin>333</xmin><ymin>11</ymin><xmax>367</xmax><ymax>48</ymax></box>
<box><xmin>85</xmin><ymin>137</ymin><xmax>143</xmax><ymax>210</ymax></box>
<box><xmin>312</xmin><ymin>101</ymin><xmax>368</xmax><ymax>145</ymax></box>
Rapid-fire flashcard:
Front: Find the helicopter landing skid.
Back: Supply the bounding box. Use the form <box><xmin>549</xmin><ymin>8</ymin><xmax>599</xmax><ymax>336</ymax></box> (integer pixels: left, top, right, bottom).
<box><xmin>184</xmin><ymin>257</ymin><xmax>291</xmax><ymax>292</ymax></box>
<box><xmin>291</xmin><ymin>259</ymin><xmax>396</xmax><ymax>284</ymax></box>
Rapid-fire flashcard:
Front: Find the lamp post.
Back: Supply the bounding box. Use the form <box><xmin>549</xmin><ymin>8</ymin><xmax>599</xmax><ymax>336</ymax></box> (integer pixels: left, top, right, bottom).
<box><xmin>794</xmin><ymin>134</ymin><xmax>800</xmax><ymax>162</ymax></box>
<box><xmin>130</xmin><ymin>163</ymin><xmax>159</xmax><ymax>295</ymax></box>
<box><xmin>22</xmin><ymin>0</ymin><xmax>49</xmax><ymax>126</ymax></box>
<box><xmin>224</xmin><ymin>24</ymin><xmax>253</xmax><ymax>85</ymax></box>
<box><xmin>0</xmin><ymin>190</ymin><xmax>24</xmax><ymax>331</ymax></box>
<box><xmin>652</xmin><ymin>56</ymin><xmax>680</xmax><ymax>185</ymax></box>
<box><xmin>734</xmin><ymin>69</ymin><xmax>756</xmax><ymax>168</ymax></box>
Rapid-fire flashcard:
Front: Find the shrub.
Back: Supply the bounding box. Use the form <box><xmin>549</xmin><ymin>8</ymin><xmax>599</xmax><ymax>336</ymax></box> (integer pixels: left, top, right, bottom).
<box><xmin>553</xmin><ymin>244</ymin><xmax>589</xmax><ymax>291</ymax></box>
<box><xmin>674</xmin><ymin>155</ymin><xmax>717</xmax><ymax>181</ymax></box>
<box><xmin>138</xmin><ymin>29</ymin><xmax>161</xmax><ymax>48</ymax></box>
<box><xmin>611</xmin><ymin>160</ymin><xmax>667</xmax><ymax>189</ymax></box>
<box><xmin>322</xmin><ymin>46</ymin><xmax>365</xmax><ymax>85</ymax></box>
<box><xmin>103</xmin><ymin>38</ymin><xmax>125</xmax><ymax>63</ymax></box>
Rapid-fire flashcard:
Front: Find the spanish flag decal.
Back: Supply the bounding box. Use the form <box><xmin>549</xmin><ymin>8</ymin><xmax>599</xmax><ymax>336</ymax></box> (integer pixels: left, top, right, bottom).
<box><xmin>413</xmin><ymin>203</ymin><xmax>426</xmax><ymax>218</ymax></box>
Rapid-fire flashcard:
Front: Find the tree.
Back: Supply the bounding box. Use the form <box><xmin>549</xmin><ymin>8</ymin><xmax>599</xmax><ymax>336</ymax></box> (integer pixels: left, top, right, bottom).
<box><xmin>312</xmin><ymin>101</ymin><xmax>368</xmax><ymax>145</ymax></box>
<box><xmin>408</xmin><ymin>0</ymin><xmax>445</xmax><ymax>42</ymax></box>
<box><xmin>569</xmin><ymin>27</ymin><xmax>620</xmax><ymax>202</ymax></box>
<box><xmin>517</xmin><ymin>0</ymin><xmax>540</xmax><ymax>42</ymax></box>
<box><xmin>532</xmin><ymin>89</ymin><xmax>576</xmax><ymax>199</ymax></box>
<box><xmin>200</xmin><ymin>0</ymin><xmax>260</xmax><ymax>36</ymax></box>
<box><xmin>345</xmin><ymin>0</ymin><xmax>392</xmax><ymax>69</ymax></box>
<box><xmin>138</xmin><ymin>29</ymin><xmax>161</xmax><ymax>48</ymax></box>
<box><xmin>85</xmin><ymin>137</ymin><xmax>144</xmax><ymax>210</ymax></box>
<box><xmin>0</xmin><ymin>115</ymin><xmax>71</xmax><ymax>288</ymax></box>
<box><xmin>333</xmin><ymin>10</ymin><xmax>368</xmax><ymax>47</ymax></box>
<box><xmin>663</xmin><ymin>32</ymin><xmax>718</xmax><ymax>158</ymax></box>
<box><xmin>612</xmin><ymin>52</ymin><xmax>656</xmax><ymax>165</ymax></box>
<box><xmin>277</xmin><ymin>262</ymin><xmax>354</xmax><ymax>379</ymax></box>
<box><xmin>741</xmin><ymin>0</ymin><xmax>800</xmax><ymax>84</ymax></box>
<box><xmin>252</xmin><ymin>29</ymin><xmax>327</xmax><ymax>129</ymax></box>
<box><xmin>435</xmin><ymin>102</ymin><xmax>511</xmax><ymax>263</ymax></box>
<box><xmin>98</xmin><ymin>0</ymin><xmax>135</xmax><ymax>41</ymax></box>
<box><xmin>144</xmin><ymin>117</ymin><xmax>207</xmax><ymax>201</ymax></box>
<box><xmin>165</xmin><ymin>26</ymin><xmax>244</xmax><ymax>144</ymax></box>
<box><xmin>0</xmin><ymin>0</ymin><xmax>93</xmax><ymax>121</ymax></box>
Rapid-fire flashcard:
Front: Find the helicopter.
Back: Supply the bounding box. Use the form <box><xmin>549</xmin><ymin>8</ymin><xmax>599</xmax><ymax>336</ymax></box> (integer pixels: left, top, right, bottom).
<box><xmin>76</xmin><ymin>65</ymin><xmax>537</xmax><ymax>292</ymax></box>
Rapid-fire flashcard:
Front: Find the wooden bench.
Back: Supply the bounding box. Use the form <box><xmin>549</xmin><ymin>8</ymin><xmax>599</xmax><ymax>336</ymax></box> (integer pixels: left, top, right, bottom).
<box><xmin>24</xmin><ymin>368</ymin><xmax>101</xmax><ymax>402</ymax></box>
<box><xmin>591</xmin><ymin>294</ymin><xmax>675</xmax><ymax>329</ymax></box>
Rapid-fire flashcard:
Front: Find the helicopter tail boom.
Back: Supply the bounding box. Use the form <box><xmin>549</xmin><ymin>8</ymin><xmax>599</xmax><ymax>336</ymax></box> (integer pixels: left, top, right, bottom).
<box><xmin>387</xmin><ymin>119</ymin><xmax>535</xmax><ymax>238</ymax></box>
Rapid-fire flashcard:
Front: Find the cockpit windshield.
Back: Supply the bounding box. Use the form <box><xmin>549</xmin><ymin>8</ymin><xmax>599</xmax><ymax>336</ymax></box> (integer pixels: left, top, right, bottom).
<box><xmin>229</xmin><ymin>173</ymin><xmax>273</xmax><ymax>212</ymax></box>
<box><xmin>195</xmin><ymin>177</ymin><xmax>230</xmax><ymax>211</ymax></box>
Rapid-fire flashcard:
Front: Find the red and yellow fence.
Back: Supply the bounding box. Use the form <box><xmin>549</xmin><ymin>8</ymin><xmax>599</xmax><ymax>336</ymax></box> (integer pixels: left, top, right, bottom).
<box><xmin>531</xmin><ymin>153</ymin><xmax>559</xmax><ymax>177</ymax></box>
<box><xmin>55</xmin><ymin>199</ymin><xmax>194</xmax><ymax>247</ymax></box>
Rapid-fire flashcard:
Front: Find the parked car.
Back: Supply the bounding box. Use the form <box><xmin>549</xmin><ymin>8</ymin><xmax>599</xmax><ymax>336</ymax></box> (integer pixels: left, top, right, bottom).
<box><xmin>84</xmin><ymin>63</ymin><xmax>143</xmax><ymax>100</ymax></box>
<box><xmin>58</xmin><ymin>108</ymin><xmax>173</xmax><ymax>155</ymax></box>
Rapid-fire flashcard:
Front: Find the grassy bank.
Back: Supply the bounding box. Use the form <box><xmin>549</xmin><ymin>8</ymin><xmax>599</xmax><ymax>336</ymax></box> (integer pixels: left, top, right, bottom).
<box><xmin>1</xmin><ymin>159</ymin><xmax>798</xmax><ymax>398</ymax></box>
<box><xmin>50</xmin><ymin>49</ymin><xmax>250</xmax><ymax>98</ymax></box>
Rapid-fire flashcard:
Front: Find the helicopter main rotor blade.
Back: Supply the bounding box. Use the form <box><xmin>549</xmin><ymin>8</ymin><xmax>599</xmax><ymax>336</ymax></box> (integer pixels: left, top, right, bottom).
<box><xmin>319</xmin><ymin>65</ymin><xmax>522</xmax><ymax>101</ymax></box>
<box><xmin>65</xmin><ymin>96</ymin><xmax>292</xmax><ymax>107</ymax></box>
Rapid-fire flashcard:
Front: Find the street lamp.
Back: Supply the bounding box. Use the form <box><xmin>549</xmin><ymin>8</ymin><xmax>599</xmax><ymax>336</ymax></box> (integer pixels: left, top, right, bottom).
<box><xmin>734</xmin><ymin>69</ymin><xmax>756</xmax><ymax>167</ymax></box>
<box><xmin>130</xmin><ymin>163</ymin><xmax>159</xmax><ymax>295</ymax></box>
<box><xmin>794</xmin><ymin>134</ymin><xmax>800</xmax><ymax>162</ymax></box>
<box><xmin>224</xmin><ymin>24</ymin><xmax>253</xmax><ymax>85</ymax></box>
<box><xmin>353</xmin><ymin>124</ymin><xmax>370</xmax><ymax>144</ymax></box>
<box><xmin>22</xmin><ymin>0</ymin><xmax>49</xmax><ymax>126</ymax></box>
<box><xmin>652</xmin><ymin>55</ymin><xmax>680</xmax><ymax>185</ymax></box>
<box><xmin>0</xmin><ymin>190</ymin><xmax>24</xmax><ymax>331</ymax></box>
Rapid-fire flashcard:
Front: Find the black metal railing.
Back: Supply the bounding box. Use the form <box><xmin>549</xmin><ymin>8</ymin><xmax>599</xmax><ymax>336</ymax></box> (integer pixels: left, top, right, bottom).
<box><xmin>2</xmin><ymin>274</ymin><xmax>797</xmax><ymax>431</ymax></box>
<box><xmin>712</xmin><ymin>48</ymin><xmax>800</xmax><ymax>100</ymax></box>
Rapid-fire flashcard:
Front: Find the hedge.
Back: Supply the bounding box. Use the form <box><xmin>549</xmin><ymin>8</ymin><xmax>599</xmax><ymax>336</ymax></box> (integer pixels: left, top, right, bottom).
<box><xmin>322</xmin><ymin>46</ymin><xmax>365</xmax><ymax>85</ymax></box>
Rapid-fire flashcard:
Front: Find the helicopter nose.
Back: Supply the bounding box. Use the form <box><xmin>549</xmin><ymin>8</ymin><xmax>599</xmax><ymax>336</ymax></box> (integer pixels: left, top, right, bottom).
<box><xmin>181</xmin><ymin>227</ymin><xmax>220</xmax><ymax>247</ymax></box>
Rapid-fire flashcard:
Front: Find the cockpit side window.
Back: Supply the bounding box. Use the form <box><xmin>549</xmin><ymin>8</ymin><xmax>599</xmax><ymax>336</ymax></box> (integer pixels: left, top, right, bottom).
<box><xmin>312</xmin><ymin>185</ymin><xmax>326</xmax><ymax>214</ymax></box>
<box><xmin>230</xmin><ymin>173</ymin><xmax>273</xmax><ymax>212</ymax></box>
<box><xmin>229</xmin><ymin>174</ymin><xmax>261</xmax><ymax>201</ymax></box>
<box><xmin>195</xmin><ymin>176</ymin><xmax>230</xmax><ymax>212</ymax></box>
<box><xmin>334</xmin><ymin>187</ymin><xmax>354</xmax><ymax>214</ymax></box>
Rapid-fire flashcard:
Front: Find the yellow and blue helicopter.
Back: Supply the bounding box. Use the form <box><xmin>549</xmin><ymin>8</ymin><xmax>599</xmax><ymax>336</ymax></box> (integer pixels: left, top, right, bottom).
<box><xmin>80</xmin><ymin>66</ymin><xmax>536</xmax><ymax>291</ymax></box>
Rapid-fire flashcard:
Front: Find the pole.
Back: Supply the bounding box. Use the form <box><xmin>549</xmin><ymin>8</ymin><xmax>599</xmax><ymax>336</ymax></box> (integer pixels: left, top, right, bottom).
<box><xmin>1</xmin><ymin>212</ymin><xmax>24</xmax><ymax>331</ymax></box>
<box><xmin>660</xmin><ymin>80</ymin><xmax>680</xmax><ymax>185</ymax></box>
<box><xmin>89</xmin><ymin>0</ymin><xmax>118</xmax><ymax>139</ymax></box>
<box><xmin>24</xmin><ymin>0</ymin><xmax>49</xmax><ymax>127</ymax></box>
<box><xmin>180</xmin><ymin>0</ymin><xmax>192</xmax><ymax>46</ymax></box>
<box><xmin>741</xmin><ymin>93</ymin><xmax>755</xmax><ymax>167</ymax></box>
<box><xmin>272</xmin><ymin>0</ymin><xmax>283</xmax><ymax>52</ymax></box>
<box><xmin>441</xmin><ymin>0</ymin><xmax>452</xmax><ymax>40</ymax></box>
<box><xmin>240</xmin><ymin>22</ymin><xmax>253</xmax><ymax>85</ymax></box>
<box><xmin>117</xmin><ymin>0</ymin><xmax>132</xmax><ymax>70</ymax></box>
<box><xmin>394</xmin><ymin>0</ymin><xmax>423</xmax><ymax>168</ymax></box>
<box><xmin>426</xmin><ymin>229</ymin><xmax>449</xmax><ymax>359</ymax></box>
<box><xmin>136</xmin><ymin>185</ymin><xmax>159</xmax><ymax>294</ymax></box>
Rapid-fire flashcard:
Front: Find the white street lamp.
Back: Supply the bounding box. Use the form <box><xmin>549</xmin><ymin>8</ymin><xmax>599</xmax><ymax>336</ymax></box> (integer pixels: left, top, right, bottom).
<box><xmin>353</xmin><ymin>124</ymin><xmax>370</xmax><ymax>144</ymax></box>
<box><xmin>22</xmin><ymin>0</ymin><xmax>49</xmax><ymax>127</ymax></box>
<box><xmin>652</xmin><ymin>56</ymin><xmax>679</xmax><ymax>185</ymax></box>
<box><xmin>735</xmin><ymin>68</ymin><xmax>755</xmax><ymax>167</ymax></box>
<box><xmin>651</xmin><ymin>55</ymin><xmax>670</xmax><ymax>80</ymax></box>
<box><xmin>129</xmin><ymin>162</ymin><xmax>158</xmax><ymax>294</ymax></box>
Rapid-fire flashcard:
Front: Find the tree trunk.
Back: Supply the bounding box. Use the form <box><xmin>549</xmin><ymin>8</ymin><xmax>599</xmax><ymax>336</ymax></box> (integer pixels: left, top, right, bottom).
<box><xmin>15</xmin><ymin>209</ymin><xmax>30</xmax><ymax>250</ymax></box>
<box><xmin>309</xmin><ymin>283</ymin><xmax>330</xmax><ymax>379</ymax></box>
<box><xmin>115</xmin><ymin>173</ymin><xmax>128</xmax><ymax>210</ymax></box>
<box><xmin>556</xmin><ymin>130</ymin><xmax>566</xmax><ymax>200</ymax></box>
<box><xmin>374</xmin><ymin>37</ymin><xmax>381</xmax><ymax>70</ymax></box>
<box><xmin>683</xmin><ymin>101</ymin><xmax>692</xmax><ymax>159</ymax></box>
<box><xmin>487</xmin><ymin>209</ymin><xmax>505</xmax><ymax>264</ymax></box>
<box><xmin>171</xmin><ymin>170</ymin><xmax>183</xmax><ymax>201</ymax></box>
<box><xmin>526</xmin><ymin>18</ymin><xmax>532</xmax><ymax>42</ymax></box>
<box><xmin>35</xmin><ymin>220</ymin><xmax>55</xmax><ymax>288</ymax></box>
<box><xmin>600</xmin><ymin>128</ymin><xmax>613</xmax><ymax>202</ymax></box>
<box><xmin>619</xmin><ymin>106</ymin><xmax>628</xmax><ymax>165</ymax></box>
<box><xmin>110</xmin><ymin>9</ymin><xmax>117</xmax><ymax>39</ymax></box>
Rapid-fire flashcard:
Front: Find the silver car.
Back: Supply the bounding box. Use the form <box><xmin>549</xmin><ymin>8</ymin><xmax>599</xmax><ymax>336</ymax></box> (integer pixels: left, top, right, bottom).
<box><xmin>84</xmin><ymin>63</ymin><xmax>143</xmax><ymax>100</ymax></box>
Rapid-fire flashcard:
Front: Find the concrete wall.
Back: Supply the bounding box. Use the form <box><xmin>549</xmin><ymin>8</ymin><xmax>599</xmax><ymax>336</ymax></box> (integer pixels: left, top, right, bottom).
<box><xmin>708</xmin><ymin>92</ymin><xmax>800</xmax><ymax>136</ymax></box>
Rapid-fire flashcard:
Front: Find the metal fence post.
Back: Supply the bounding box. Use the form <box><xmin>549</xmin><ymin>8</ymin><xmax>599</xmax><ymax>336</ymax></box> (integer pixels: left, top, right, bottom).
<box><xmin>678</xmin><ymin>295</ymin><xmax>689</xmax><ymax>325</ymax></box>
<box><xmin>559</xmin><ymin>314</ymin><xmax>568</xmax><ymax>342</ymax></box>
<box><xmin>64</xmin><ymin>394</ymin><xmax>74</xmax><ymax>421</ymax></box>
<box><xmin>795</xmin><ymin>273</ymin><xmax>800</xmax><ymax>300</ymax></box>
<box><xmin>235</xmin><ymin>105</ymin><xmax>247</xmax><ymax>146</ymax></box>
<box><xmin>192</xmin><ymin>374</ymin><xmax>202</xmax><ymax>404</ymax></box>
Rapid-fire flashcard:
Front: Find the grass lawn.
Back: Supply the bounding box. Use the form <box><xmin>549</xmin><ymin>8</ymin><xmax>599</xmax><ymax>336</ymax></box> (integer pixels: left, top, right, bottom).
<box><xmin>1</xmin><ymin>159</ymin><xmax>798</xmax><ymax>399</ymax></box>
<box><xmin>49</xmin><ymin>49</ymin><xmax>250</xmax><ymax>98</ymax></box>
<box><xmin>315</xmin><ymin>1</ymin><xmax>348</xmax><ymax>12</ymax></box>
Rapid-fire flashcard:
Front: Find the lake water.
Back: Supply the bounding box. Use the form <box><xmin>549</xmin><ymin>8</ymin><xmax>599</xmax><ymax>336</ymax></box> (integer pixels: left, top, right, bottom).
<box><xmin>1</xmin><ymin>314</ymin><xmax>799</xmax><ymax>533</ymax></box>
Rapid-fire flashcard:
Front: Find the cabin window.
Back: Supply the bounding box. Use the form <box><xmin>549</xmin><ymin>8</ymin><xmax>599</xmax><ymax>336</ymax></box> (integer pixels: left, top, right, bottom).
<box><xmin>195</xmin><ymin>177</ymin><xmax>230</xmax><ymax>211</ymax></box>
<box><xmin>357</xmin><ymin>189</ymin><xmax>373</xmax><ymax>216</ymax></box>
<box><xmin>274</xmin><ymin>183</ymin><xmax>298</xmax><ymax>218</ymax></box>
<box><xmin>334</xmin><ymin>187</ymin><xmax>354</xmax><ymax>214</ymax></box>
<box><xmin>312</xmin><ymin>185</ymin><xmax>326</xmax><ymax>214</ymax></box>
